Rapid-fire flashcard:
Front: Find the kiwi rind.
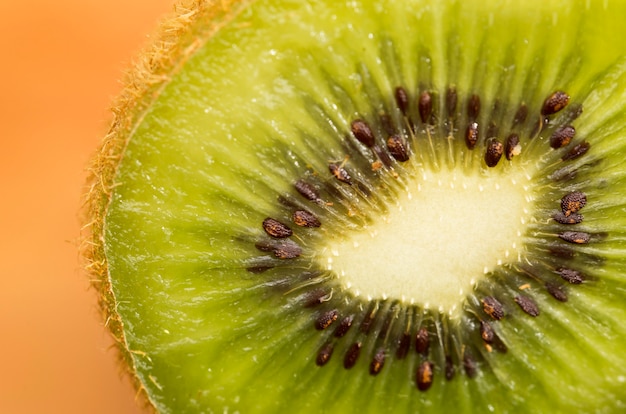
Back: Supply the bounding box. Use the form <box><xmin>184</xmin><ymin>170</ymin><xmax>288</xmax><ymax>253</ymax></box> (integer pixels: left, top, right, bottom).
<box><xmin>85</xmin><ymin>0</ymin><xmax>626</xmax><ymax>413</ymax></box>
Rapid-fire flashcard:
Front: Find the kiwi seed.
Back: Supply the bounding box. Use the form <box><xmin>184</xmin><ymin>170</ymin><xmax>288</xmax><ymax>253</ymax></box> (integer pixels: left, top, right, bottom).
<box><xmin>558</xmin><ymin>231</ymin><xmax>591</xmax><ymax>244</ymax></box>
<box><xmin>465</xmin><ymin>122</ymin><xmax>479</xmax><ymax>149</ymax></box>
<box><xmin>369</xmin><ymin>348</ymin><xmax>386</xmax><ymax>376</ymax></box>
<box><xmin>504</xmin><ymin>133</ymin><xmax>520</xmax><ymax>160</ymax></box>
<box><xmin>480</xmin><ymin>321</ymin><xmax>495</xmax><ymax>343</ymax></box>
<box><xmin>262</xmin><ymin>217</ymin><xmax>292</xmax><ymax>238</ymax></box>
<box><xmin>351</xmin><ymin>119</ymin><xmax>376</xmax><ymax>148</ymax></box>
<box><xmin>316</xmin><ymin>343</ymin><xmax>334</xmax><ymax>366</ymax></box>
<box><xmin>415</xmin><ymin>327</ymin><xmax>430</xmax><ymax>355</ymax></box>
<box><xmin>484</xmin><ymin>138</ymin><xmax>504</xmax><ymax>167</ymax></box>
<box><xmin>315</xmin><ymin>309</ymin><xmax>339</xmax><ymax>330</ymax></box>
<box><xmin>512</xmin><ymin>103</ymin><xmax>528</xmax><ymax>126</ymax></box>
<box><xmin>556</xmin><ymin>268</ymin><xmax>585</xmax><ymax>284</ymax></box>
<box><xmin>550</xmin><ymin>125</ymin><xmax>576</xmax><ymax>149</ymax></box>
<box><xmin>467</xmin><ymin>94</ymin><xmax>481</xmax><ymax>120</ymax></box>
<box><xmin>386</xmin><ymin>135</ymin><xmax>410</xmax><ymax>162</ymax></box>
<box><xmin>295</xmin><ymin>179</ymin><xmax>321</xmax><ymax>202</ymax></box>
<box><xmin>546</xmin><ymin>282</ymin><xmax>568</xmax><ymax>302</ymax></box>
<box><xmin>481</xmin><ymin>296</ymin><xmax>505</xmax><ymax>320</ymax></box>
<box><xmin>293</xmin><ymin>210</ymin><xmax>321</xmax><ymax>227</ymax></box>
<box><xmin>561</xmin><ymin>191</ymin><xmax>587</xmax><ymax>216</ymax></box>
<box><xmin>463</xmin><ymin>351</ymin><xmax>478</xmax><ymax>378</ymax></box>
<box><xmin>553</xmin><ymin>211</ymin><xmax>583</xmax><ymax>224</ymax></box>
<box><xmin>344</xmin><ymin>342</ymin><xmax>362</xmax><ymax>369</ymax></box>
<box><xmin>418</xmin><ymin>91</ymin><xmax>433</xmax><ymax>124</ymax></box>
<box><xmin>394</xmin><ymin>87</ymin><xmax>409</xmax><ymax>115</ymax></box>
<box><xmin>514</xmin><ymin>295</ymin><xmax>540</xmax><ymax>317</ymax></box>
<box><xmin>446</xmin><ymin>87</ymin><xmax>458</xmax><ymax>117</ymax></box>
<box><xmin>328</xmin><ymin>161</ymin><xmax>353</xmax><ymax>185</ymax></box>
<box><xmin>541</xmin><ymin>90</ymin><xmax>570</xmax><ymax>116</ymax></box>
<box><xmin>417</xmin><ymin>361</ymin><xmax>435</xmax><ymax>391</ymax></box>
<box><xmin>561</xmin><ymin>140</ymin><xmax>591</xmax><ymax>161</ymax></box>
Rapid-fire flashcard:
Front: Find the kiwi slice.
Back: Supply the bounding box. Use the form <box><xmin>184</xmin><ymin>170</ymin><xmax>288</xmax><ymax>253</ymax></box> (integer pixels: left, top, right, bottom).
<box><xmin>86</xmin><ymin>0</ymin><xmax>626</xmax><ymax>412</ymax></box>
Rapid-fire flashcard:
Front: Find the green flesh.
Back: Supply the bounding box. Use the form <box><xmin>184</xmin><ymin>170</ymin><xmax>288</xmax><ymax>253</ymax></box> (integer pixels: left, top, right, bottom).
<box><xmin>102</xmin><ymin>0</ymin><xmax>626</xmax><ymax>412</ymax></box>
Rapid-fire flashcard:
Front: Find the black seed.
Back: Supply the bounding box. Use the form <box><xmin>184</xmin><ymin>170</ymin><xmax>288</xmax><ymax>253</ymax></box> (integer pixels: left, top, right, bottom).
<box><xmin>351</xmin><ymin>119</ymin><xmax>376</xmax><ymax>148</ymax></box>
<box><xmin>512</xmin><ymin>103</ymin><xmax>528</xmax><ymax>126</ymax></box>
<box><xmin>482</xmin><ymin>296</ymin><xmax>505</xmax><ymax>320</ymax></box>
<box><xmin>295</xmin><ymin>180</ymin><xmax>320</xmax><ymax>202</ymax></box>
<box><xmin>546</xmin><ymin>282</ymin><xmax>568</xmax><ymax>302</ymax></box>
<box><xmin>256</xmin><ymin>238</ymin><xmax>302</xmax><ymax>259</ymax></box>
<box><xmin>254</xmin><ymin>240</ymin><xmax>274</xmax><ymax>253</ymax></box>
<box><xmin>548</xmin><ymin>244</ymin><xmax>575</xmax><ymax>259</ymax></box>
<box><xmin>395</xmin><ymin>87</ymin><xmax>409</xmax><ymax>115</ymax></box>
<box><xmin>446</xmin><ymin>87</ymin><xmax>458</xmax><ymax>117</ymax></box>
<box><xmin>329</xmin><ymin>163</ymin><xmax>352</xmax><ymax>185</ymax></box>
<box><xmin>316</xmin><ymin>343</ymin><xmax>334</xmax><ymax>366</ymax></box>
<box><xmin>370</xmin><ymin>348</ymin><xmax>386</xmax><ymax>376</ymax></box>
<box><xmin>360</xmin><ymin>310</ymin><xmax>375</xmax><ymax>334</ymax></box>
<box><xmin>273</xmin><ymin>240</ymin><xmax>301</xmax><ymax>259</ymax></box>
<box><xmin>562</xmin><ymin>141</ymin><xmax>590</xmax><ymax>161</ymax></box>
<box><xmin>378</xmin><ymin>313</ymin><xmax>393</xmax><ymax>339</ymax></box>
<box><xmin>480</xmin><ymin>321</ymin><xmax>495</xmax><ymax>343</ymax></box>
<box><xmin>565</xmin><ymin>103</ymin><xmax>584</xmax><ymax>123</ymax></box>
<box><xmin>415</xmin><ymin>327</ymin><xmax>430</xmax><ymax>355</ymax></box>
<box><xmin>505</xmin><ymin>133</ymin><xmax>520</xmax><ymax>160</ymax></box>
<box><xmin>550</xmin><ymin>125</ymin><xmax>576</xmax><ymax>149</ymax></box>
<box><xmin>304</xmin><ymin>288</ymin><xmax>331</xmax><ymax>307</ymax></box>
<box><xmin>553</xmin><ymin>211</ymin><xmax>584</xmax><ymax>224</ymax></box>
<box><xmin>373</xmin><ymin>144</ymin><xmax>394</xmax><ymax>168</ymax></box>
<box><xmin>550</xmin><ymin>165</ymin><xmax>580</xmax><ymax>182</ymax></box>
<box><xmin>416</xmin><ymin>361</ymin><xmax>434</xmax><ymax>391</ymax></box>
<box><xmin>378</xmin><ymin>312</ymin><xmax>394</xmax><ymax>339</ymax></box>
<box><xmin>418</xmin><ymin>91</ymin><xmax>433</xmax><ymax>124</ymax></box>
<box><xmin>492</xmin><ymin>336</ymin><xmax>508</xmax><ymax>354</ymax></box>
<box><xmin>442</xmin><ymin>357</ymin><xmax>454</xmax><ymax>381</ymax></box>
<box><xmin>463</xmin><ymin>352</ymin><xmax>478</xmax><ymax>378</ymax></box>
<box><xmin>514</xmin><ymin>295</ymin><xmax>540</xmax><ymax>317</ymax></box>
<box><xmin>380</xmin><ymin>114</ymin><xmax>396</xmax><ymax>136</ymax></box>
<box><xmin>293</xmin><ymin>210</ymin><xmax>321</xmax><ymax>228</ymax></box>
<box><xmin>396</xmin><ymin>332</ymin><xmax>411</xmax><ymax>359</ymax></box>
<box><xmin>557</xmin><ymin>268</ymin><xmax>585</xmax><ymax>284</ymax></box>
<box><xmin>277</xmin><ymin>195</ymin><xmax>298</xmax><ymax>209</ymax></box>
<box><xmin>334</xmin><ymin>315</ymin><xmax>354</xmax><ymax>338</ymax></box>
<box><xmin>559</xmin><ymin>231</ymin><xmax>591</xmax><ymax>244</ymax></box>
<box><xmin>262</xmin><ymin>217</ymin><xmax>292</xmax><ymax>238</ymax></box>
<box><xmin>465</xmin><ymin>122</ymin><xmax>479</xmax><ymax>149</ymax></box>
<box><xmin>315</xmin><ymin>309</ymin><xmax>339</xmax><ymax>330</ymax></box>
<box><xmin>387</xmin><ymin>135</ymin><xmax>410</xmax><ymax>162</ymax></box>
<box><xmin>486</xmin><ymin>121</ymin><xmax>499</xmax><ymax>138</ymax></box>
<box><xmin>344</xmin><ymin>342</ymin><xmax>362</xmax><ymax>369</ymax></box>
<box><xmin>484</xmin><ymin>138</ymin><xmax>504</xmax><ymax>168</ymax></box>
<box><xmin>541</xmin><ymin>91</ymin><xmax>570</xmax><ymax>116</ymax></box>
<box><xmin>467</xmin><ymin>94</ymin><xmax>481</xmax><ymax>120</ymax></box>
<box><xmin>561</xmin><ymin>192</ymin><xmax>587</xmax><ymax>216</ymax></box>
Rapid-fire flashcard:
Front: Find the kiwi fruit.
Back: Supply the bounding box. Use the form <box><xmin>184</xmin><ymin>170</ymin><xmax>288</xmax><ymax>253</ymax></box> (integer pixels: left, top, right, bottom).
<box><xmin>85</xmin><ymin>0</ymin><xmax>626</xmax><ymax>412</ymax></box>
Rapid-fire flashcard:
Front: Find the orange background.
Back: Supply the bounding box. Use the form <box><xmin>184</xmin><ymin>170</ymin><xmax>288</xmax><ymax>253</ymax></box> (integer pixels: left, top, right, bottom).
<box><xmin>0</xmin><ymin>1</ymin><xmax>174</xmax><ymax>413</ymax></box>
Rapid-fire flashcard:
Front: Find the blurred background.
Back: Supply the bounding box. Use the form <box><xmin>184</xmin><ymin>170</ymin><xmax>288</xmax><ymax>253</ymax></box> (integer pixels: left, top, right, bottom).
<box><xmin>0</xmin><ymin>1</ymin><xmax>175</xmax><ymax>412</ymax></box>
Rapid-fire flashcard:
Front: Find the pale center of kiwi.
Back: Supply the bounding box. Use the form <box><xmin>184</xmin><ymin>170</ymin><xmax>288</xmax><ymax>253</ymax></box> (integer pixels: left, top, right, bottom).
<box><xmin>323</xmin><ymin>167</ymin><xmax>533</xmax><ymax>315</ymax></box>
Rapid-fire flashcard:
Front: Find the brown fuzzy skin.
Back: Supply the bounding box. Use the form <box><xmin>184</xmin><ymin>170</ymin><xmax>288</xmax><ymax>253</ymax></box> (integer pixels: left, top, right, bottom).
<box><xmin>81</xmin><ymin>0</ymin><xmax>249</xmax><ymax>410</ymax></box>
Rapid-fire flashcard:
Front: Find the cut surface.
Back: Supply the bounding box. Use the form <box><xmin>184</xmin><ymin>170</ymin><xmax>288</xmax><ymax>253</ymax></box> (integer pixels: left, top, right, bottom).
<box><xmin>325</xmin><ymin>169</ymin><xmax>532</xmax><ymax>312</ymax></box>
<box><xmin>90</xmin><ymin>0</ymin><xmax>626</xmax><ymax>413</ymax></box>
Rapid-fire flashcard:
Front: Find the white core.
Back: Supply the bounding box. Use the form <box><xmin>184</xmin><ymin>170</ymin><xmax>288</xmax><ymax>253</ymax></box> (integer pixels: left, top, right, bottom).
<box><xmin>323</xmin><ymin>169</ymin><xmax>532</xmax><ymax>316</ymax></box>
